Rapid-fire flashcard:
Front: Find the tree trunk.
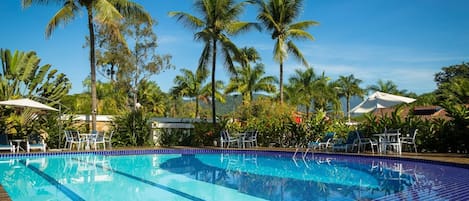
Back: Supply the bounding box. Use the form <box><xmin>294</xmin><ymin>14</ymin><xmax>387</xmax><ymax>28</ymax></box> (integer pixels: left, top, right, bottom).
<box><xmin>347</xmin><ymin>96</ymin><xmax>351</xmax><ymax>122</ymax></box>
<box><xmin>195</xmin><ymin>98</ymin><xmax>199</xmax><ymax>118</ymax></box>
<box><xmin>279</xmin><ymin>62</ymin><xmax>284</xmax><ymax>104</ymax></box>
<box><xmin>87</xmin><ymin>7</ymin><xmax>97</xmax><ymax>131</ymax></box>
<box><xmin>211</xmin><ymin>39</ymin><xmax>217</xmax><ymax>127</ymax></box>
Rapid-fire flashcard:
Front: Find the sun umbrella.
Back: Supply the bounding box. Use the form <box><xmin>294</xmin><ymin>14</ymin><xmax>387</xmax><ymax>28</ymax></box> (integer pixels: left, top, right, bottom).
<box><xmin>0</xmin><ymin>98</ymin><xmax>58</xmax><ymax>111</ymax></box>
<box><xmin>350</xmin><ymin>91</ymin><xmax>416</xmax><ymax>114</ymax></box>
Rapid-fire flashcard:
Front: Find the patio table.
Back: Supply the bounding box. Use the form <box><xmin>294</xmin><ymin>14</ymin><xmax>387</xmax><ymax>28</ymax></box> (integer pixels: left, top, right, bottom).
<box><xmin>373</xmin><ymin>132</ymin><xmax>401</xmax><ymax>154</ymax></box>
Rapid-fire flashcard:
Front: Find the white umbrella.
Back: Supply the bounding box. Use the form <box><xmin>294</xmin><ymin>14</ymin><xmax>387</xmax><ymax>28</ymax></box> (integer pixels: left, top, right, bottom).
<box><xmin>350</xmin><ymin>91</ymin><xmax>416</xmax><ymax>114</ymax></box>
<box><xmin>0</xmin><ymin>98</ymin><xmax>58</xmax><ymax>111</ymax></box>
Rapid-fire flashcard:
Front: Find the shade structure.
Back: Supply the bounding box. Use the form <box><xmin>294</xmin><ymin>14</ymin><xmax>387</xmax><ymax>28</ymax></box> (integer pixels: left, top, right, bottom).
<box><xmin>350</xmin><ymin>92</ymin><xmax>416</xmax><ymax>114</ymax></box>
<box><xmin>0</xmin><ymin>98</ymin><xmax>58</xmax><ymax>111</ymax></box>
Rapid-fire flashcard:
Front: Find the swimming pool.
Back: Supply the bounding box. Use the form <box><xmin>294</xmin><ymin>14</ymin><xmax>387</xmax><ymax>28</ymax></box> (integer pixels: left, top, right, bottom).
<box><xmin>0</xmin><ymin>149</ymin><xmax>468</xmax><ymax>201</ymax></box>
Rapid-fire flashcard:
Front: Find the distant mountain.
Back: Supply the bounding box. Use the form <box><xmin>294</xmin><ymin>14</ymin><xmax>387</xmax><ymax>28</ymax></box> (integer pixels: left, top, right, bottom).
<box><xmin>196</xmin><ymin>94</ymin><xmax>364</xmax><ymax>116</ymax></box>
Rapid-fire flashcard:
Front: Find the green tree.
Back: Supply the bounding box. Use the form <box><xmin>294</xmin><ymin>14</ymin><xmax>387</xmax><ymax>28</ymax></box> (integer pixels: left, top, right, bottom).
<box><xmin>367</xmin><ymin>79</ymin><xmax>408</xmax><ymax>95</ymax></box>
<box><xmin>172</xmin><ymin>68</ymin><xmax>210</xmax><ymax>118</ymax></box>
<box><xmin>118</xmin><ymin>19</ymin><xmax>173</xmax><ymax>111</ymax></box>
<box><xmin>0</xmin><ymin>49</ymin><xmax>71</xmax><ymax>143</ymax></box>
<box><xmin>287</xmin><ymin>67</ymin><xmax>317</xmax><ymax>118</ymax></box>
<box><xmin>22</xmin><ymin>0</ymin><xmax>152</xmax><ymax>131</ymax></box>
<box><xmin>335</xmin><ymin>74</ymin><xmax>364</xmax><ymax>122</ymax></box>
<box><xmin>137</xmin><ymin>80</ymin><xmax>167</xmax><ymax>116</ymax></box>
<box><xmin>170</xmin><ymin>0</ymin><xmax>258</xmax><ymax>125</ymax></box>
<box><xmin>434</xmin><ymin>62</ymin><xmax>469</xmax><ymax>86</ymax></box>
<box><xmin>225</xmin><ymin>47</ymin><xmax>277</xmax><ymax>104</ymax></box>
<box><xmin>256</xmin><ymin>0</ymin><xmax>318</xmax><ymax>103</ymax></box>
<box><xmin>311</xmin><ymin>72</ymin><xmax>340</xmax><ymax>113</ymax></box>
<box><xmin>435</xmin><ymin>62</ymin><xmax>469</xmax><ymax>104</ymax></box>
<box><xmin>438</xmin><ymin>77</ymin><xmax>469</xmax><ymax>104</ymax></box>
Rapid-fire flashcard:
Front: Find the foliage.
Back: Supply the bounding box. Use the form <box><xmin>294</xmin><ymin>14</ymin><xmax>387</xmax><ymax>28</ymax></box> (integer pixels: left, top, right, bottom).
<box><xmin>23</xmin><ymin>0</ymin><xmax>152</xmax><ymax>130</ymax></box>
<box><xmin>437</xmin><ymin>77</ymin><xmax>469</xmax><ymax>104</ymax></box>
<box><xmin>441</xmin><ymin>103</ymin><xmax>469</xmax><ymax>152</ymax></box>
<box><xmin>335</xmin><ymin>74</ymin><xmax>365</xmax><ymax>122</ymax></box>
<box><xmin>171</xmin><ymin>68</ymin><xmax>210</xmax><ymax>118</ymax></box>
<box><xmin>231</xmin><ymin>98</ymin><xmax>294</xmax><ymax>146</ymax></box>
<box><xmin>434</xmin><ymin>62</ymin><xmax>469</xmax><ymax>86</ymax></box>
<box><xmin>367</xmin><ymin>79</ymin><xmax>411</xmax><ymax>96</ymax></box>
<box><xmin>137</xmin><ymin>80</ymin><xmax>168</xmax><ymax>116</ymax></box>
<box><xmin>225</xmin><ymin>47</ymin><xmax>277</xmax><ymax>104</ymax></box>
<box><xmin>0</xmin><ymin>49</ymin><xmax>70</xmax><ymax>149</ymax></box>
<box><xmin>256</xmin><ymin>0</ymin><xmax>318</xmax><ymax>103</ymax></box>
<box><xmin>170</xmin><ymin>0</ymin><xmax>258</xmax><ymax>125</ymax></box>
<box><xmin>112</xmin><ymin>109</ymin><xmax>152</xmax><ymax>147</ymax></box>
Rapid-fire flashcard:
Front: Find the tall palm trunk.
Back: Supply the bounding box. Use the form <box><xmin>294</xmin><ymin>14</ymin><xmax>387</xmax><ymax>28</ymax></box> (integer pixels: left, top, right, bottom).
<box><xmin>279</xmin><ymin>62</ymin><xmax>284</xmax><ymax>104</ymax></box>
<box><xmin>211</xmin><ymin>39</ymin><xmax>217</xmax><ymax>127</ymax></box>
<box><xmin>346</xmin><ymin>96</ymin><xmax>351</xmax><ymax>122</ymax></box>
<box><xmin>195</xmin><ymin>98</ymin><xmax>199</xmax><ymax>118</ymax></box>
<box><xmin>87</xmin><ymin>6</ymin><xmax>97</xmax><ymax>131</ymax></box>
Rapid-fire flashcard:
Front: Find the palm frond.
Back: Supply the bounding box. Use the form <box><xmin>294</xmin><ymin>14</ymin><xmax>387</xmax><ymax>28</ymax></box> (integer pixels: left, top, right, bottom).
<box><xmin>45</xmin><ymin>2</ymin><xmax>79</xmax><ymax>38</ymax></box>
<box><xmin>286</xmin><ymin>40</ymin><xmax>308</xmax><ymax>67</ymax></box>
<box><xmin>169</xmin><ymin>11</ymin><xmax>205</xmax><ymax>29</ymax></box>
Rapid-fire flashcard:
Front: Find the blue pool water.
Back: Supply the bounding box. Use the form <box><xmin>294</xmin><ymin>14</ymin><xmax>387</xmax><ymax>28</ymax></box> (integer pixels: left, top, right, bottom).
<box><xmin>0</xmin><ymin>150</ymin><xmax>468</xmax><ymax>201</ymax></box>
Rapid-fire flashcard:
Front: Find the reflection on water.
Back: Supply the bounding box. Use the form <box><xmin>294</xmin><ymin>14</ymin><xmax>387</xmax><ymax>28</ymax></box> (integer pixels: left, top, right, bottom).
<box><xmin>61</xmin><ymin>155</ymin><xmax>114</xmax><ymax>184</ymax></box>
<box><xmin>160</xmin><ymin>154</ymin><xmax>417</xmax><ymax>201</ymax></box>
<box><xmin>0</xmin><ymin>155</ymin><xmax>114</xmax><ymax>201</ymax></box>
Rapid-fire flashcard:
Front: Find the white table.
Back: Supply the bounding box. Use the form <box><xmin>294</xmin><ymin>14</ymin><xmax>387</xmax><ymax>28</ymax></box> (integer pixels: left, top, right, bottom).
<box><xmin>373</xmin><ymin>133</ymin><xmax>401</xmax><ymax>154</ymax></box>
<box><xmin>79</xmin><ymin>134</ymin><xmax>95</xmax><ymax>150</ymax></box>
<box><xmin>11</xmin><ymin>139</ymin><xmax>25</xmax><ymax>152</ymax></box>
<box><xmin>234</xmin><ymin>132</ymin><xmax>246</xmax><ymax>148</ymax></box>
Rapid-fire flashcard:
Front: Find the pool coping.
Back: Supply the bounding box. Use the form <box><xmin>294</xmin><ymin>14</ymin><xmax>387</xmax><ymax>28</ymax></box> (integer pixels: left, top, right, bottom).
<box><xmin>1</xmin><ymin>148</ymin><xmax>468</xmax><ymax>170</ymax></box>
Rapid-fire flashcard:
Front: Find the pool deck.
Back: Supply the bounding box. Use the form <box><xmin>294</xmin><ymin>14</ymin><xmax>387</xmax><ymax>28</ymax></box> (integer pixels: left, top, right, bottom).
<box><xmin>0</xmin><ymin>185</ymin><xmax>11</xmax><ymax>201</ymax></box>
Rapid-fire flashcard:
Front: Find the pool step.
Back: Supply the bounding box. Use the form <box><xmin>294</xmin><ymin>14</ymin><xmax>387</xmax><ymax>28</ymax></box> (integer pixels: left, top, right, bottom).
<box><xmin>0</xmin><ymin>185</ymin><xmax>12</xmax><ymax>201</ymax></box>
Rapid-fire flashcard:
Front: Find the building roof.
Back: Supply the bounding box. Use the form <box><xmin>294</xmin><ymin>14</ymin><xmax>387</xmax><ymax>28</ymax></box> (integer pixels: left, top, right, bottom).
<box><xmin>374</xmin><ymin>105</ymin><xmax>451</xmax><ymax>120</ymax></box>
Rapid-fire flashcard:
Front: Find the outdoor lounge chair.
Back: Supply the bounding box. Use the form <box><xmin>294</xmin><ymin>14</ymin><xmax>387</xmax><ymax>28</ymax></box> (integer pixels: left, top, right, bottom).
<box><xmin>0</xmin><ymin>133</ymin><xmax>15</xmax><ymax>153</ymax></box>
<box><xmin>333</xmin><ymin>131</ymin><xmax>357</xmax><ymax>152</ymax></box>
<box><xmin>26</xmin><ymin>134</ymin><xmax>47</xmax><ymax>152</ymax></box>
<box><xmin>308</xmin><ymin>132</ymin><xmax>335</xmax><ymax>150</ymax></box>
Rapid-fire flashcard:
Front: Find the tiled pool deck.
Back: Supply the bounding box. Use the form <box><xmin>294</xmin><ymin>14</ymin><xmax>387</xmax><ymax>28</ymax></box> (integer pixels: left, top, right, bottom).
<box><xmin>0</xmin><ymin>146</ymin><xmax>468</xmax><ymax>200</ymax></box>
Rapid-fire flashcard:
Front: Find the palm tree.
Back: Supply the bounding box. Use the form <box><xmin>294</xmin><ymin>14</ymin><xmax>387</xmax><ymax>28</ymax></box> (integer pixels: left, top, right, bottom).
<box><xmin>137</xmin><ymin>80</ymin><xmax>167</xmax><ymax>116</ymax></box>
<box><xmin>367</xmin><ymin>79</ymin><xmax>402</xmax><ymax>95</ymax></box>
<box><xmin>225</xmin><ymin>47</ymin><xmax>277</xmax><ymax>104</ymax></box>
<box><xmin>256</xmin><ymin>0</ymin><xmax>318</xmax><ymax>103</ymax></box>
<box><xmin>22</xmin><ymin>0</ymin><xmax>151</xmax><ymax>131</ymax></box>
<box><xmin>287</xmin><ymin>67</ymin><xmax>317</xmax><ymax>118</ymax></box>
<box><xmin>170</xmin><ymin>0</ymin><xmax>258</xmax><ymax>125</ymax></box>
<box><xmin>172</xmin><ymin>68</ymin><xmax>210</xmax><ymax>118</ymax></box>
<box><xmin>336</xmin><ymin>74</ymin><xmax>364</xmax><ymax>122</ymax></box>
<box><xmin>312</xmin><ymin>73</ymin><xmax>340</xmax><ymax>113</ymax></box>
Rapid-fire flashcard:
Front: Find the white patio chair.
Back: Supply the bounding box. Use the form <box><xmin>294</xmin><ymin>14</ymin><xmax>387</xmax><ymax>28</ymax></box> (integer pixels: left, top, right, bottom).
<box><xmin>355</xmin><ymin>131</ymin><xmax>378</xmax><ymax>154</ymax></box>
<box><xmin>401</xmin><ymin>129</ymin><xmax>418</xmax><ymax>153</ymax></box>
<box><xmin>92</xmin><ymin>131</ymin><xmax>106</xmax><ymax>150</ymax></box>
<box><xmin>66</xmin><ymin>130</ymin><xmax>83</xmax><ymax>150</ymax></box>
<box><xmin>104</xmin><ymin>130</ymin><xmax>114</xmax><ymax>149</ymax></box>
<box><xmin>220</xmin><ymin>130</ymin><xmax>239</xmax><ymax>148</ymax></box>
<box><xmin>243</xmin><ymin>130</ymin><xmax>258</xmax><ymax>148</ymax></box>
<box><xmin>26</xmin><ymin>135</ymin><xmax>47</xmax><ymax>152</ymax></box>
<box><xmin>0</xmin><ymin>133</ymin><xmax>15</xmax><ymax>153</ymax></box>
<box><xmin>383</xmin><ymin>129</ymin><xmax>402</xmax><ymax>155</ymax></box>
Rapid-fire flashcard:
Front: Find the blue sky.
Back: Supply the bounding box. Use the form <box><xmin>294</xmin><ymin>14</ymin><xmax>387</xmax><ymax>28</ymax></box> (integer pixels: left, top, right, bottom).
<box><xmin>1</xmin><ymin>0</ymin><xmax>469</xmax><ymax>95</ymax></box>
